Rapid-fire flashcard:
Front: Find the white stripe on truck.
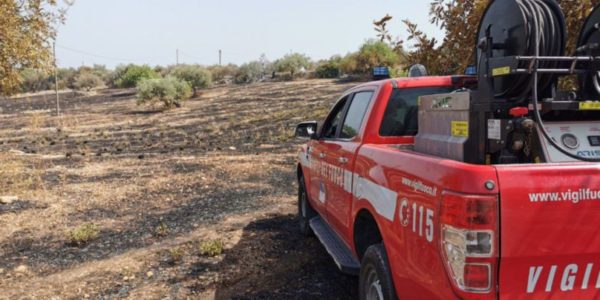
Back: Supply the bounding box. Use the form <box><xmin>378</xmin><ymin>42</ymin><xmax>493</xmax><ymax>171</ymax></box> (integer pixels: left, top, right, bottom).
<box><xmin>354</xmin><ymin>174</ymin><xmax>398</xmax><ymax>221</ymax></box>
<box><xmin>299</xmin><ymin>151</ymin><xmax>398</xmax><ymax>222</ymax></box>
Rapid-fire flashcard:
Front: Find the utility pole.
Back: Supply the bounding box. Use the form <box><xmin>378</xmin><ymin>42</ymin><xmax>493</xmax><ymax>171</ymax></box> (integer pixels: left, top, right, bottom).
<box><xmin>176</xmin><ymin>49</ymin><xmax>179</xmax><ymax>65</ymax></box>
<box><xmin>219</xmin><ymin>49</ymin><xmax>222</xmax><ymax>66</ymax></box>
<box><xmin>53</xmin><ymin>41</ymin><xmax>60</xmax><ymax>117</ymax></box>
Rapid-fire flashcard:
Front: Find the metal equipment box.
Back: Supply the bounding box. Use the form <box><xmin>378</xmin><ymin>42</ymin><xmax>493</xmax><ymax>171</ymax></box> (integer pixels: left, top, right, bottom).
<box><xmin>415</xmin><ymin>92</ymin><xmax>484</xmax><ymax>163</ymax></box>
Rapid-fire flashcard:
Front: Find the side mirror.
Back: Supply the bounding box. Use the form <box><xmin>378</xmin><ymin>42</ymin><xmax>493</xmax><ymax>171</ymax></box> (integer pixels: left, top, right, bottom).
<box><xmin>295</xmin><ymin>121</ymin><xmax>318</xmax><ymax>140</ymax></box>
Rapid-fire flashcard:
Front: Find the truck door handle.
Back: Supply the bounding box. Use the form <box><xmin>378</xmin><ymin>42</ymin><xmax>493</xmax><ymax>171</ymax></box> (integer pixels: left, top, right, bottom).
<box><xmin>319</xmin><ymin>153</ymin><xmax>326</xmax><ymax>159</ymax></box>
<box><xmin>338</xmin><ymin>157</ymin><xmax>349</xmax><ymax>164</ymax></box>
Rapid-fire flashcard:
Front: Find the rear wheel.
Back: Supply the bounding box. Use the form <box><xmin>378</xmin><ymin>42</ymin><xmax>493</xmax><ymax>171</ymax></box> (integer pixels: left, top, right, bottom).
<box><xmin>359</xmin><ymin>244</ymin><xmax>397</xmax><ymax>300</ymax></box>
<box><xmin>298</xmin><ymin>175</ymin><xmax>316</xmax><ymax>236</ymax></box>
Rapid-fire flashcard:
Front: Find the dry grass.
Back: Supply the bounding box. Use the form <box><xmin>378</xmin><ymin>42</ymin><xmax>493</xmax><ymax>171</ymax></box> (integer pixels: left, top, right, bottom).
<box><xmin>0</xmin><ymin>152</ymin><xmax>47</xmax><ymax>199</ymax></box>
<box><xmin>68</xmin><ymin>223</ymin><xmax>100</xmax><ymax>246</ymax></box>
<box><xmin>25</xmin><ymin>110</ymin><xmax>46</xmax><ymax>132</ymax></box>
<box><xmin>0</xmin><ymin>79</ymin><xmax>356</xmax><ymax>299</ymax></box>
<box><xmin>198</xmin><ymin>239</ymin><xmax>223</xmax><ymax>257</ymax></box>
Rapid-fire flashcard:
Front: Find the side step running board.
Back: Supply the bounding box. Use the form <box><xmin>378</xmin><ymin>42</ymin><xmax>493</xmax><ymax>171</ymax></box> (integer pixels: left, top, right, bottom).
<box><xmin>309</xmin><ymin>216</ymin><xmax>360</xmax><ymax>276</ymax></box>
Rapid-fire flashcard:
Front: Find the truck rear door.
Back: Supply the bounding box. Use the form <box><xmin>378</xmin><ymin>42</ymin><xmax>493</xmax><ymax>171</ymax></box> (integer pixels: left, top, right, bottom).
<box><xmin>495</xmin><ymin>164</ymin><xmax>600</xmax><ymax>299</ymax></box>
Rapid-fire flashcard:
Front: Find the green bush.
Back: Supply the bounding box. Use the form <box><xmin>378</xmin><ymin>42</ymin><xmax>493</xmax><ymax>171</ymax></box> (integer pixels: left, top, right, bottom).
<box><xmin>340</xmin><ymin>40</ymin><xmax>401</xmax><ymax>75</ymax></box>
<box><xmin>19</xmin><ymin>65</ymin><xmax>112</xmax><ymax>93</ymax></box>
<box><xmin>168</xmin><ymin>65</ymin><xmax>212</xmax><ymax>95</ymax></box>
<box><xmin>274</xmin><ymin>53</ymin><xmax>311</xmax><ymax>78</ymax></box>
<box><xmin>199</xmin><ymin>239</ymin><xmax>223</xmax><ymax>257</ymax></box>
<box><xmin>19</xmin><ymin>69</ymin><xmax>50</xmax><ymax>93</ymax></box>
<box><xmin>316</xmin><ymin>56</ymin><xmax>342</xmax><ymax>78</ymax></box>
<box><xmin>234</xmin><ymin>61</ymin><xmax>264</xmax><ymax>84</ymax></box>
<box><xmin>136</xmin><ymin>76</ymin><xmax>192</xmax><ymax>109</ymax></box>
<box><xmin>74</xmin><ymin>73</ymin><xmax>104</xmax><ymax>91</ymax></box>
<box><xmin>53</xmin><ymin>68</ymin><xmax>78</xmax><ymax>90</ymax></box>
<box><xmin>112</xmin><ymin>64</ymin><xmax>158</xmax><ymax>88</ymax></box>
<box><xmin>89</xmin><ymin>64</ymin><xmax>112</xmax><ymax>84</ymax></box>
<box><xmin>69</xmin><ymin>223</ymin><xmax>99</xmax><ymax>246</ymax></box>
<box><xmin>208</xmin><ymin>64</ymin><xmax>239</xmax><ymax>83</ymax></box>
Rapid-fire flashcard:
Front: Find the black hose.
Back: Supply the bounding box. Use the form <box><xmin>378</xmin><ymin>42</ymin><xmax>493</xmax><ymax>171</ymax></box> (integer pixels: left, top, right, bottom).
<box><xmin>509</xmin><ymin>0</ymin><xmax>564</xmax><ymax>100</ymax></box>
<box><xmin>522</xmin><ymin>0</ymin><xmax>600</xmax><ymax>162</ymax></box>
<box><xmin>578</xmin><ymin>24</ymin><xmax>600</xmax><ymax>96</ymax></box>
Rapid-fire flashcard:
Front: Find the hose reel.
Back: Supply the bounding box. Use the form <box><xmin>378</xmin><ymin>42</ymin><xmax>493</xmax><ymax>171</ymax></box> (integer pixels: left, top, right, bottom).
<box><xmin>578</xmin><ymin>5</ymin><xmax>600</xmax><ymax>100</ymax></box>
<box><xmin>476</xmin><ymin>0</ymin><xmax>566</xmax><ymax>100</ymax></box>
<box><xmin>473</xmin><ymin>0</ymin><xmax>600</xmax><ymax>163</ymax></box>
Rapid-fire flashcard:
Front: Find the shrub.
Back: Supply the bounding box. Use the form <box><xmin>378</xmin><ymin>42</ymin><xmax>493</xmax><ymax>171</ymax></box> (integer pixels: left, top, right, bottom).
<box><xmin>154</xmin><ymin>65</ymin><xmax>167</xmax><ymax>76</ymax></box>
<box><xmin>112</xmin><ymin>64</ymin><xmax>158</xmax><ymax>88</ymax></box>
<box><xmin>19</xmin><ymin>69</ymin><xmax>50</xmax><ymax>93</ymax></box>
<box><xmin>339</xmin><ymin>53</ymin><xmax>360</xmax><ymax>76</ymax></box>
<box><xmin>340</xmin><ymin>40</ymin><xmax>400</xmax><ymax>75</ymax></box>
<box><xmin>199</xmin><ymin>239</ymin><xmax>223</xmax><ymax>257</ymax></box>
<box><xmin>208</xmin><ymin>64</ymin><xmax>239</xmax><ymax>83</ymax></box>
<box><xmin>53</xmin><ymin>68</ymin><xmax>78</xmax><ymax>90</ymax></box>
<box><xmin>316</xmin><ymin>56</ymin><xmax>342</xmax><ymax>78</ymax></box>
<box><xmin>169</xmin><ymin>247</ymin><xmax>184</xmax><ymax>263</ymax></box>
<box><xmin>73</xmin><ymin>73</ymin><xmax>103</xmax><ymax>91</ymax></box>
<box><xmin>234</xmin><ymin>61</ymin><xmax>264</xmax><ymax>84</ymax></box>
<box><xmin>136</xmin><ymin>76</ymin><xmax>192</xmax><ymax>109</ymax></box>
<box><xmin>154</xmin><ymin>221</ymin><xmax>169</xmax><ymax>237</ymax></box>
<box><xmin>168</xmin><ymin>65</ymin><xmax>212</xmax><ymax>95</ymax></box>
<box><xmin>69</xmin><ymin>223</ymin><xmax>99</xmax><ymax>246</ymax></box>
<box><xmin>89</xmin><ymin>64</ymin><xmax>112</xmax><ymax>84</ymax></box>
<box><xmin>274</xmin><ymin>53</ymin><xmax>311</xmax><ymax>78</ymax></box>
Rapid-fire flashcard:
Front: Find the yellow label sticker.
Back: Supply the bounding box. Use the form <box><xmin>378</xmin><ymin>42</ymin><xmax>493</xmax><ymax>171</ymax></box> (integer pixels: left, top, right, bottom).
<box><xmin>580</xmin><ymin>101</ymin><xmax>600</xmax><ymax>110</ymax></box>
<box><xmin>492</xmin><ymin>66</ymin><xmax>511</xmax><ymax>77</ymax></box>
<box><xmin>451</xmin><ymin>121</ymin><xmax>469</xmax><ymax>137</ymax></box>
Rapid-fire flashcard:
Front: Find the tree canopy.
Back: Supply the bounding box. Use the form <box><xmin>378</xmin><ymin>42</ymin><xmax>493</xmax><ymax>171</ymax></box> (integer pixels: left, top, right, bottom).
<box><xmin>169</xmin><ymin>65</ymin><xmax>212</xmax><ymax>95</ymax></box>
<box><xmin>340</xmin><ymin>40</ymin><xmax>402</xmax><ymax>75</ymax></box>
<box><xmin>0</xmin><ymin>0</ymin><xmax>63</xmax><ymax>95</ymax></box>
<box><xmin>383</xmin><ymin>0</ymin><xmax>600</xmax><ymax>75</ymax></box>
<box><xmin>274</xmin><ymin>53</ymin><xmax>311</xmax><ymax>77</ymax></box>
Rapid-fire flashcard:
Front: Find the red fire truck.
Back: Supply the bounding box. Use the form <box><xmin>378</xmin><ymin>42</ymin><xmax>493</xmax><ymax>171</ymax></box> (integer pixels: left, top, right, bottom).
<box><xmin>295</xmin><ymin>1</ymin><xmax>600</xmax><ymax>299</ymax></box>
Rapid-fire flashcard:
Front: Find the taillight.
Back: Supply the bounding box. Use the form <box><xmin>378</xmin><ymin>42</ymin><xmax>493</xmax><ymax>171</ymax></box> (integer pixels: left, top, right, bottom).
<box><xmin>441</xmin><ymin>192</ymin><xmax>498</xmax><ymax>298</ymax></box>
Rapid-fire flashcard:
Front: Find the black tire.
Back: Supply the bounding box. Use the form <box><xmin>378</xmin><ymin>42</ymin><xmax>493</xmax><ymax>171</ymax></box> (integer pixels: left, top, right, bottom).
<box><xmin>298</xmin><ymin>175</ymin><xmax>316</xmax><ymax>236</ymax></box>
<box><xmin>359</xmin><ymin>244</ymin><xmax>398</xmax><ymax>300</ymax></box>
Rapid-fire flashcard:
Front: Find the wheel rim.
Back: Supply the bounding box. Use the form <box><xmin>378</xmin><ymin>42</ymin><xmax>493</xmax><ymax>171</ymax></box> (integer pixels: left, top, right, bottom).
<box><xmin>365</xmin><ymin>266</ymin><xmax>384</xmax><ymax>300</ymax></box>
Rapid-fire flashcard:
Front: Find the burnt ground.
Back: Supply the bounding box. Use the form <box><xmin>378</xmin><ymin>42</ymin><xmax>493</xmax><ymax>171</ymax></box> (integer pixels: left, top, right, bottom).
<box><xmin>0</xmin><ymin>79</ymin><xmax>358</xmax><ymax>299</ymax></box>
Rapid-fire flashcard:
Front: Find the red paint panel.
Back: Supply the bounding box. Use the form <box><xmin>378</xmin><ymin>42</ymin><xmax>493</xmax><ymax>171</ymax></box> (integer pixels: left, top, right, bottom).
<box><xmin>353</xmin><ymin>144</ymin><xmax>500</xmax><ymax>299</ymax></box>
<box><xmin>496</xmin><ymin>164</ymin><xmax>600</xmax><ymax>299</ymax></box>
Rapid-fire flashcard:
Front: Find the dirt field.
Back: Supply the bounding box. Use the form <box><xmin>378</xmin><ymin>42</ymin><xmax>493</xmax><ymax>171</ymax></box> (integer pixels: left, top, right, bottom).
<box><xmin>0</xmin><ymin>79</ymin><xmax>359</xmax><ymax>299</ymax></box>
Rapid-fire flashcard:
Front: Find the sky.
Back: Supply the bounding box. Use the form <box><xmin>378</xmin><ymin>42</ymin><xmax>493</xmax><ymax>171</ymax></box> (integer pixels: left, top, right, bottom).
<box><xmin>55</xmin><ymin>0</ymin><xmax>445</xmax><ymax>69</ymax></box>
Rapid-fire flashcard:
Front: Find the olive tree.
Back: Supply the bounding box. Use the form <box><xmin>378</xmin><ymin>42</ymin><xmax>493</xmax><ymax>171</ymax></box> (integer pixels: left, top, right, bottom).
<box><xmin>74</xmin><ymin>73</ymin><xmax>103</xmax><ymax>91</ymax></box>
<box><xmin>274</xmin><ymin>53</ymin><xmax>311</xmax><ymax>78</ymax></box>
<box><xmin>112</xmin><ymin>64</ymin><xmax>158</xmax><ymax>88</ymax></box>
<box><xmin>234</xmin><ymin>61</ymin><xmax>264</xmax><ymax>84</ymax></box>
<box><xmin>169</xmin><ymin>65</ymin><xmax>212</xmax><ymax>96</ymax></box>
<box><xmin>340</xmin><ymin>40</ymin><xmax>401</xmax><ymax>75</ymax></box>
<box><xmin>136</xmin><ymin>76</ymin><xmax>192</xmax><ymax>109</ymax></box>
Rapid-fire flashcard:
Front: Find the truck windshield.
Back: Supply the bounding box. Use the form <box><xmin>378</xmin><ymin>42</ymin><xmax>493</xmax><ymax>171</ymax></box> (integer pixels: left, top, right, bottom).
<box><xmin>380</xmin><ymin>86</ymin><xmax>455</xmax><ymax>137</ymax></box>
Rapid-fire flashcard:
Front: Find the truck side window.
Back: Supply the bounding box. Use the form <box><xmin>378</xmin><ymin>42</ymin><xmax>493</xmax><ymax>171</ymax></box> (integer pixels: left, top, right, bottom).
<box><xmin>380</xmin><ymin>87</ymin><xmax>454</xmax><ymax>137</ymax></box>
<box><xmin>340</xmin><ymin>92</ymin><xmax>373</xmax><ymax>139</ymax></box>
<box><xmin>321</xmin><ymin>96</ymin><xmax>349</xmax><ymax>139</ymax></box>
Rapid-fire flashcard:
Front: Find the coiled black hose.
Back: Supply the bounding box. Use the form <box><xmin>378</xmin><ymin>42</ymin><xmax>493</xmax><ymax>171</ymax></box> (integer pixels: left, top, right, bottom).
<box><xmin>522</xmin><ymin>0</ymin><xmax>600</xmax><ymax>162</ymax></box>
<box><xmin>508</xmin><ymin>0</ymin><xmax>564</xmax><ymax>100</ymax></box>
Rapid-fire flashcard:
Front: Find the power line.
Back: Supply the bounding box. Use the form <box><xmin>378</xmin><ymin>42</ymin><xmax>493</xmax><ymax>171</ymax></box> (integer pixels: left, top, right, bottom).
<box><xmin>56</xmin><ymin>44</ymin><xmax>167</xmax><ymax>63</ymax></box>
<box><xmin>57</xmin><ymin>44</ymin><xmax>260</xmax><ymax>66</ymax></box>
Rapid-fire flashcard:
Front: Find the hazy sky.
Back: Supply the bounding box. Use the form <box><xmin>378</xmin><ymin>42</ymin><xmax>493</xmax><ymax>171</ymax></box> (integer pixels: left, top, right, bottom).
<box><xmin>55</xmin><ymin>1</ymin><xmax>444</xmax><ymax>69</ymax></box>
